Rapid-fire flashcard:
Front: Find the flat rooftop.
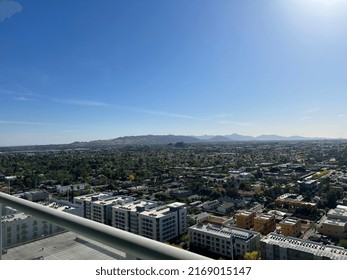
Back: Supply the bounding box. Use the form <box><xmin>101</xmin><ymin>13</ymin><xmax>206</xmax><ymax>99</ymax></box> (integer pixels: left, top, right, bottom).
<box><xmin>280</xmin><ymin>218</ymin><xmax>300</xmax><ymax>225</ymax></box>
<box><xmin>255</xmin><ymin>213</ymin><xmax>274</xmax><ymax>221</ymax></box>
<box><xmin>321</xmin><ymin>218</ymin><xmax>347</xmax><ymax>227</ymax></box>
<box><xmin>190</xmin><ymin>223</ymin><xmax>259</xmax><ymax>241</ymax></box>
<box><xmin>2</xmin><ymin>212</ymin><xmax>28</xmax><ymax>222</ymax></box>
<box><xmin>261</xmin><ymin>233</ymin><xmax>347</xmax><ymax>260</ymax></box>
<box><xmin>92</xmin><ymin>196</ymin><xmax>134</xmax><ymax>206</ymax></box>
<box><xmin>114</xmin><ymin>200</ymin><xmax>157</xmax><ymax>212</ymax></box>
<box><xmin>2</xmin><ymin>231</ymin><xmax>125</xmax><ymax>260</ymax></box>
<box><xmin>236</xmin><ymin>210</ymin><xmax>254</xmax><ymax>217</ymax></box>
<box><xmin>328</xmin><ymin>205</ymin><xmax>347</xmax><ymax>220</ymax></box>
<box><xmin>140</xmin><ymin>206</ymin><xmax>172</xmax><ymax>218</ymax></box>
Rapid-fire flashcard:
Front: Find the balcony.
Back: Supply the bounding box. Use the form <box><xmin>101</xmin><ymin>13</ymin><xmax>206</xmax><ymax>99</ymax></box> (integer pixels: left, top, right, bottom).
<box><xmin>0</xmin><ymin>192</ymin><xmax>209</xmax><ymax>260</ymax></box>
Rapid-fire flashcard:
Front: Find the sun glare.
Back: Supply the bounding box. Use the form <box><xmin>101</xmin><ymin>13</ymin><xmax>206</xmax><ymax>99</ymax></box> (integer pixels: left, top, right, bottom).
<box><xmin>307</xmin><ymin>0</ymin><xmax>346</xmax><ymax>9</ymax></box>
<box><xmin>310</xmin><ymin>0</ymin><xmax>345</xmax><ymax>6</ymax></box>
<box><xmin>286</xmin><ymin>0</ymin><xmax>347</xmax><ymax>22</ymax></box>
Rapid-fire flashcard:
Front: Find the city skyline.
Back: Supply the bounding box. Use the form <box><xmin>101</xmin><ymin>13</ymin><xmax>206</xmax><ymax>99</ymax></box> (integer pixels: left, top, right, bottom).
<box><xmin>1</xmin><ymin>0</ymin><xmax>347</xmax><ymax>146</ymax></box>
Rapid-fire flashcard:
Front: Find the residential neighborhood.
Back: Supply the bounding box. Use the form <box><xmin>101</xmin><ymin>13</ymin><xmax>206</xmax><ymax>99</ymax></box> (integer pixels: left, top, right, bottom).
<box><xmin>1</xmin><ymin>139</ymin><xmax>347</xmax><ymax>259</ymax></box>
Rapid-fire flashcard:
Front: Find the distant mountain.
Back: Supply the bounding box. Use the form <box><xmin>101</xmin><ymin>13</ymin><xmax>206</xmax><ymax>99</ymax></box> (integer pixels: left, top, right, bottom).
<box><xmin>207</xmin><ymin>135</ymin><xmax>233</xmax><ymax>142</ymax></box>
<box><xmin>255</xmin><ymin>134</ymin><xmax>289</xmax><ymax>141</ymax></box>
<box><xmin>197</xmin><ymin>133</ymin><xmax>326</xmax><ymax>142</ymax></box>
<box><xmin>0</xmin><ymin>133</ymin><xmax>335</xmax><ymax>150</ymax></box>
<box><xmin>255</xmin><ymin>135</ymin><xmax>325</xmax><ymax>141</ymax></box>
<box><xmin>226</xmin><ymin>133</ymin><xmax>255</xmax><ymax>141</ymax></box>
<box><xmin>40</xmin><ymin>133</ymin><xmax>333</xmax><ymax>148</ymax></box>
<box><xmin>70</xmin><ymin>135</ymin><xmax>200</xmax><ymax>147</ymax></box>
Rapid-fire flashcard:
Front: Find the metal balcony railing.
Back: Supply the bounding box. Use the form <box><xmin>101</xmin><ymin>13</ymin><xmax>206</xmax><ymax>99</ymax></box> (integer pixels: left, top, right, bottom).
<box><xmin>0</xmin><ymin>192</ymin><xmax>210</xmax><ymax>260</ymax></box>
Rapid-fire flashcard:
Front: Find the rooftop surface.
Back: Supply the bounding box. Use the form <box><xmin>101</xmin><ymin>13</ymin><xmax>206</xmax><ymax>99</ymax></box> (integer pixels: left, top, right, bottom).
<box><xmin>190</xmin><ymin>223</ymin><xmax>259</xmax><ymax>241</ymax></box>
<box><xmin>280</xmin><ymin>218</ymin><xmax>300</xmax><ymax>225</ymax></box>
<box><xmin>114</xmin><ymin>200</ymin><xmax>157</xmax><ymax>212</ymax></box>
<box><xmin>262</xmin><ymin>233</ymin><xmax>347</xmax><ymax>260</ymax></box>
<box><xmin>2</xmin><ymin>231</ymin><xmax>125</xmax><ymax>260</ymax></box>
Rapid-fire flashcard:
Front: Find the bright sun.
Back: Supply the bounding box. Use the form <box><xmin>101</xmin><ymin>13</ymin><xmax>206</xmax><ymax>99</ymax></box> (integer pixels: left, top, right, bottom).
<box><xmin>309</xmin><ymin>0</ymin><xmax>345</xmax><ymax>6</ymax></box>
<box><xmin>297</xmin><ymin>0</ymin><xmax>347</xmax><ymax>16</ymax></box>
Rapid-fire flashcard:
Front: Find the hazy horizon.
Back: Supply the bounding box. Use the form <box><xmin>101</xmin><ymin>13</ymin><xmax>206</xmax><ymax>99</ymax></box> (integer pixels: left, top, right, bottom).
<box><xmin>1</xmin><ymin>0</ymin><xmax>347</xmax><ymax>146</ymax></box>
<box><xmin>0</xmin><ymin>132</ymin><xmax>344</xmax><ymax>148</ymax></box>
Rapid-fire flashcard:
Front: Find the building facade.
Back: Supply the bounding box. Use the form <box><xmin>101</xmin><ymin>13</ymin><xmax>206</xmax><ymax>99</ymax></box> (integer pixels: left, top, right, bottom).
<box><xmin>260</xmin><ymin>233</ymin><xmax>347</xmax><ymax>260</ymax></box>
<box><xmin>74</xmin><ymin>193</ymin><xmax>188</xmax><ymax>243</ymax></box>
<box><xmin>253</xmin><ymin>213</ymin><xmax>276</xmax><ymax>235</ymax></box>
<box><xmin>111</xmin><ymin>200</ymin><xmax>158</xmax><ymax>234</ymax></box>
<box><xmin>1</xmin><ymin>202</ymin><xmax>79</xmax><ymax>248</ymax></box>
<box><xmin>235</xmin><ymin>210</ymin><xmax>255</xmax><ymax>230</ymax></box>
<box><xmin>189</xmin><ymin>223</ymin><xmax>260</xmax><ymax>259</ymax></box>
<box><xmin>318</xmin><ymin>205</ymin><xmax>347</xmax><ymax>239</ymax></box>
<box><xmin>279</xmin><ymin>217</ymin><xmax>301</xmax><ymax>237</ymax></box>
<box><xmin>138</xmin><ymin>202</ymin><xmax>187</xmax><ymax>242</ymax></box>
<box><xmin>73</xmin><ymin>193</ymin><xmax>134</xmax><ymax>225</ymax></box>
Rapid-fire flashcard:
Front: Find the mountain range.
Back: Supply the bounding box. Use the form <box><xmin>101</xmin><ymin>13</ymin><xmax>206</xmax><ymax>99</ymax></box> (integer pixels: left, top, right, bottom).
<box><xmin>69</xmin><ymin>133</ymin><xmax>327</xmax><ymax>147</ymax></box>
<box><xmin>0</xmin><ymin>133</ymin><xmax>337</xmax><ymax>150</ymax></box>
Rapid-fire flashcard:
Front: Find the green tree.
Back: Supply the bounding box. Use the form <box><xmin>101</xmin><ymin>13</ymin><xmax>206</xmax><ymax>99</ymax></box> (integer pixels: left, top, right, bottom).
<box><xmin>244</xmin><ymin>251</ymin><xmax>260</xmax><ymax>260</ymax></box>
<box><xmin>338</xmin><ymin>239</ymin><xmax>347</xmax><ymax>249</ymax></box>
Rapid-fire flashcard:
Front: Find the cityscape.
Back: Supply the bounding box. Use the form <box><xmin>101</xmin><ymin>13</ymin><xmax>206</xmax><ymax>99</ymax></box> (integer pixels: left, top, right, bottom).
<box><xmin>1</xmin><ymin>0</ymin><xmax>347</xmax><ymax>264</ymax></box>
<box><xmin>1</xmin><ymin>137</ymin><xmax>347</xmax><ymax>260</ymax></box>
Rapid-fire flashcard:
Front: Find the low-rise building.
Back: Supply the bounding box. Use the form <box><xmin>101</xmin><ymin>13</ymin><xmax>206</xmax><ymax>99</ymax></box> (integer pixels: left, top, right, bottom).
<box><xmin>189</xmin><ymin>212</ymin><xmax>209</xmax><ymax>225</ymax></box>
<box><xmin>253</xmin><ymin>213</ymin><xmax>276</xmax><ymax>235</ymax></box>
<box><xmin>279</xmin><ymin>217</ymin><xmax>301</xmax><ymax>237</ymax></box>
<box><xmin>318</xmin><ymin>205</ymin><xmax>347</xmax><ymax>239</ymax></box>
<box><xmin>56</xmin><ymin>184</ymin><xmax>86</xmax><ymax>195</ymax></box>
<box><xmin>199</xmin><ymin>200</ymin><xmax>219</xmax><ymax>211</ymax></box>
<box><xmin>275</xmin><ymin>193</ymin><xmax>317</xmax><ymax>210</ymax></box>
<box><xmin>22</xmin><ymin>191</ymin><xmax>49</xmax><ymax>202</ymax></box>
<box><xmin>235</xmin><ymin>210</ymin><xmax>255</xmax><ymax>230</ymax></box>
<box><xmin>260</xmin><ymin>233</ymin><xmax>347</xmax><ymax>260</ymax></box>
<box><xmin>189</xmin><ymin>223</ymin><xmax>260</xmax><ymax>259</ymax></box>
<box><xmin>216</xmin><ymin>202</ymin><xmax>234</xmax><ymax>214</ymax></box>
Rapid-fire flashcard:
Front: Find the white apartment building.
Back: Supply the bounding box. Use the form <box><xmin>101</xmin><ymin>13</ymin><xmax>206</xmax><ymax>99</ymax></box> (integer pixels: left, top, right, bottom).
<box><xmin>111</xmin><ymin>200</ymin><xmax>158</xmax><ymax>234</ymax></box>
<box><xmin>73</xmin><ymin>193</ymin><xmax>134</xmax><ymax>225</ymax></box>
<box><xmin>74</xmin><ymin>193</ymin><xmax>187</xmax><ymax>243</ymax></box>
<box><xmin>189</xmin><ymin>223</ymin><xmax>260</xmax><ymax>259</ymax></box>
<box><xmin>138</xmin><ymin>202</ymin><xmax>188</xmax><ymax>242</ymax></box>
<box><xmin>1</xmin><ymin>202</ymin><xmax>79</xmax><ymax>248</ymax></box>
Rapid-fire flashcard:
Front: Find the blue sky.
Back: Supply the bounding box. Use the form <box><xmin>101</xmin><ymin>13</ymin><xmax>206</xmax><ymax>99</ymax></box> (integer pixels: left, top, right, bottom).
<box><xmin>1</xmin><ymin>0</ymin><xmax>347</xmax><ymax>146</ymax></box>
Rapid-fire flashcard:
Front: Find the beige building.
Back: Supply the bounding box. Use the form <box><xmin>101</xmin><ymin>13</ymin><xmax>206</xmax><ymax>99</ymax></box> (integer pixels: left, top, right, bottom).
<box><xmin>235</xmin><ymin>210</ymin><xmax>255</xmax><ymax>230</ymax></box>
<box><xmin>319</xmin><ymin>219</ymin><xmax>347</xmax><ymax>239</ymax></box>
<box><xmin>275</xmin><ymin>193</ymin><xmax>316</xmax><ymax>210</ymax></box>
<box><xmin>318</xmin><ymin>205</ymin><xmax>347</xmax><ymax>239</ymax></box>
<box><xmin>279</xmin><ymin>217</ymin><xmax>301</xmax><ymax>237</ymax></box>
<box><xmin>253</xmin><ymin>213</ymin><xmax>276</xmax><ymax>235</ymax></box>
